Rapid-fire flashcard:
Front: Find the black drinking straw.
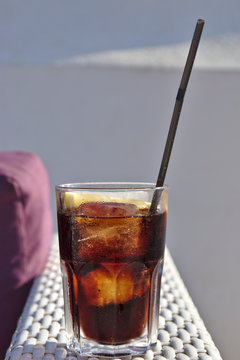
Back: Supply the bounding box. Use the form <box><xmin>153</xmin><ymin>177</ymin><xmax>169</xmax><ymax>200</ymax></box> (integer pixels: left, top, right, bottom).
<box><xmin>149</xmin><ymin>19</ymin><xmax>205</xmax><ymax>214</ymax></box>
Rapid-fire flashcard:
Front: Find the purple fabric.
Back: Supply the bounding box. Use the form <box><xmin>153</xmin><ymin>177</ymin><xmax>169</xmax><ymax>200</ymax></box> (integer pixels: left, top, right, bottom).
<box><xmin>0</xmin><ymin>151</ymin><xmax>52</xmax><ymax>357</ymax></box>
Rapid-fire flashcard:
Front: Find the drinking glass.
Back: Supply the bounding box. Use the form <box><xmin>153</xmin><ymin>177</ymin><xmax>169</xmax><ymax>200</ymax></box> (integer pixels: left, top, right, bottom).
<box><xmin>56</xmin><ymin>183</ymin><xmax>168</xmax><ymax>357</ymax></box>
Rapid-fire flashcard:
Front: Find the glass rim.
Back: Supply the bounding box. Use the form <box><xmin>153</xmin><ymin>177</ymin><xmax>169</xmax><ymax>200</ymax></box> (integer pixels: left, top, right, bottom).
<box><xmin>55</xmin><ymin>182</ymin><xmax>168</xmax><ymax>192</ymax></box>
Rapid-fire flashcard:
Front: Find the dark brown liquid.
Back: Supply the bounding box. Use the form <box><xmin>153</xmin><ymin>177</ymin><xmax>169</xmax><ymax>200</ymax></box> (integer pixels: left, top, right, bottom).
<box><xmin>57</xmin><ymin>203</ymin><xmax>167</xmax><ymax>344</ymax></box>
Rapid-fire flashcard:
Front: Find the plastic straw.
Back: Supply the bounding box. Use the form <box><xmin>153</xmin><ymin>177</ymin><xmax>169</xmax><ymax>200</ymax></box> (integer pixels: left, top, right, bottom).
<box><xmin>149</xmin><ymin>19</ymin><xmax>205</xmax><ymax>214</ymax></box>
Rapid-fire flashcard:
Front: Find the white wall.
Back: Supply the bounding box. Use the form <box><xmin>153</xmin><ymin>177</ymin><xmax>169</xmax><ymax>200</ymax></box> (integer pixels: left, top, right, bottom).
<box><xmin>1</xmin><ymin>2</ymin><xmax>240</xmax><ymax>359</ymax></box>
<box><xmin>1</xmin><ymin>64</ymin><xmax>239</xmax><ymax>360</ymax></box>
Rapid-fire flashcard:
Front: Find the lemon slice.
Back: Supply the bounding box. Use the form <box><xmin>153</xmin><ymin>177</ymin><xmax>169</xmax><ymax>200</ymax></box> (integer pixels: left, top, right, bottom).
<box><xmin>62</xmin><ymin>191</ymin><xmax>150</xmax><ymax>211</ymax></box>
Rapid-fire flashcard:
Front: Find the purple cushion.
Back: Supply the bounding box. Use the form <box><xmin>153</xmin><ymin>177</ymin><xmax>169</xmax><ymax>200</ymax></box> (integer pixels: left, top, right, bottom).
<box><xmin>0</xmin><ymin>151</ymin><xmax>52</xmax><ymax>357</ymax></box>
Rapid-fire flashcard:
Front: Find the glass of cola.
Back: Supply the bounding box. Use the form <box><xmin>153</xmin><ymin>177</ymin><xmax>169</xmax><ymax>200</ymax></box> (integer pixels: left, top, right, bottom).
<box><xmin>56</xmin><ymin>183</ymin><xmax>168</xmax><ymax>358</ymax></box>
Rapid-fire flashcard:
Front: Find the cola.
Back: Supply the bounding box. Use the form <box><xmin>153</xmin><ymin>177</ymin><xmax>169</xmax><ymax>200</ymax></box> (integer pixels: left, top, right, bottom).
<box><xmin>57</xmin><ymin>200</ymin><xmax>167</xmax><ymax>345</ymax></box>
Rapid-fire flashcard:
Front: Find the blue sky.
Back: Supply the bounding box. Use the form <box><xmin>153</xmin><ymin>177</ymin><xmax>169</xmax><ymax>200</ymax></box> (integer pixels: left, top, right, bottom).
<box><xmin>0</xmin><ymin>0</ymin><xmax>239</xmax><ymax>64</ymax></box>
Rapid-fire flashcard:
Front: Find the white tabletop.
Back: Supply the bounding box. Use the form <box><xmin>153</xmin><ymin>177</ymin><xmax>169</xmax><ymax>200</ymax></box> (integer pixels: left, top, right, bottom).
<box><xmin>5</xmin><ymin>235</ymin><xmax>222</xmax><ymax>360</ymax></box>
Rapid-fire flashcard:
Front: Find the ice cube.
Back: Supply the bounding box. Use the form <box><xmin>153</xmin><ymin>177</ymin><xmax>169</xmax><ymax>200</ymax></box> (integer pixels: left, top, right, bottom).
<box><xmin>78</xmin><ymin>264</ymin><xmax>114</xmax><ymax>306</ymax></box>
<box><xmin>79</xmin><ymin>201</ymin><xmax>138</xmax><ymax>217</ymax></box>
<box><xmin>75</xmin><ymin>201</ymin><xmax>150</xmax><ymax>262</ymax></box>
<box><xmin>76</xmin><ymin>215</ymin><xmax>145</xmax><ymax>261</ymax></box>
<box><xmin>78</xmin><ymin>262</ymin><xmax>150</xmax><ymax>306</ymax></box>
<box><xmin>117</xmin><ymin>261</ymin><xmax>150</xmax><ymax>299</ymax></box>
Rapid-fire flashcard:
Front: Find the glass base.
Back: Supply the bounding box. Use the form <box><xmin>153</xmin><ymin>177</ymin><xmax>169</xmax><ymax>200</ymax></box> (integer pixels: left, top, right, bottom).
<box><xmin>67</xmin><ymin>335</ymin><xmax>152</xmax><ymax>359</ymax></box>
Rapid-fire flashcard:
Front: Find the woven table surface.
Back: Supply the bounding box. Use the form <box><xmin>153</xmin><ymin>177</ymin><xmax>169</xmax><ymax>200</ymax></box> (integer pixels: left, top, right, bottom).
<box><xmin>5</xmin><ymin>235</ymin><xmax>222</xmax><ymax>360</ymax></box>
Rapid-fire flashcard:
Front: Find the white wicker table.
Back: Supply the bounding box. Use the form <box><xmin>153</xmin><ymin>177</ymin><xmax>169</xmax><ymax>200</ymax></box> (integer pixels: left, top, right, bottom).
<box><xmin>5</xmin><ymin>235</ymin><xmax>222</xmax><ymax>360</ymax></box>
